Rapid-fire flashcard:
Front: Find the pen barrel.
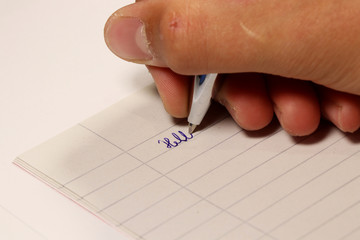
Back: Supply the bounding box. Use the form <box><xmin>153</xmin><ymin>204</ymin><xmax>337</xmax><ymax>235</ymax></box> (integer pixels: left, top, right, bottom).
<box><xmin>188</xmin><ymin>74</ymin><xmax>217</xmax><ymax>125</ymax></box>
<box><xmin>188</xmin><ymin>101</ymin><xmax>212</xmax><ymax>125</ymax></box>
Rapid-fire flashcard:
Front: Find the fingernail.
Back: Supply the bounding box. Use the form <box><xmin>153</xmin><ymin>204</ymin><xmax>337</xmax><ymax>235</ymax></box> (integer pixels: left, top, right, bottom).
<box><xmin>105</xmin><ymin>17</ymin><xmax>153</xmax><ymax>62</ymax></box>
<box><xmin>323</xmin><ymin>102</ymin><xmax>343</xmax><ymax>129</ymax></box>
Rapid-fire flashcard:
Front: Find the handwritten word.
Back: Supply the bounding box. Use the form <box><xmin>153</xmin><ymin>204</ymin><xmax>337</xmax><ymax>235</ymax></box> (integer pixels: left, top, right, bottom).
<box><xmin>158</xmin><ymin>131</ymin><xmax>194</xmax><ymax>149</ymax></box>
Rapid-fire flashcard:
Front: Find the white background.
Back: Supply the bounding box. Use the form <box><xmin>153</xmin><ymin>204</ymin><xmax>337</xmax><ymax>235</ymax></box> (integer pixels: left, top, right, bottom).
<box><xmin>0</xmin><ymin>0</ymin><xmax>153</xmax><ymax>239</ymax></box>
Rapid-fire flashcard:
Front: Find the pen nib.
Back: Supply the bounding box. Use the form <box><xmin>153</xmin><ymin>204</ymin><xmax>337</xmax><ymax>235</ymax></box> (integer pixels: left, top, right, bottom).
<box><xmin>188</xmin><ymin>123</ymin><xmax>197</xmax><ymax>134</ymax></box>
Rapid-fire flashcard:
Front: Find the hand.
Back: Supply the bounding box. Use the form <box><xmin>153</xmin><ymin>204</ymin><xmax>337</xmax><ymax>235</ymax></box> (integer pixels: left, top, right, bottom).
<box><xmin>104</xmin><ymin>0</ymin><xmax>360</xmax><ymax>136</ymax></box>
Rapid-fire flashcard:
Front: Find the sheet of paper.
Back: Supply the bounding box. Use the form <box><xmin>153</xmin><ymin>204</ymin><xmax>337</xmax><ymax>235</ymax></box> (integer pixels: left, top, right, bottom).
<box><xmin>0</xmin><ymin>204</ymin><xmax>46</xmax><ymax>240</ymax></box>
<box><xmin>14</xmin><ymin>84</ymin><xmax>360</xmax><ymax>240</ymax></box>
<box><xmin>1</xmin><ymin>0</ymin><xmax>152</xmax><ymax>239</ymax></box>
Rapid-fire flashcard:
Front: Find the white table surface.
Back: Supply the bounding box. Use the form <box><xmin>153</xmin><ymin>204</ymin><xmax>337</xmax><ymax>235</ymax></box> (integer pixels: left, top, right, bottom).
<box><xmin>0</xmin><ymin>0</ymin><xmax>154</xmax><ymax>239</ymax></box>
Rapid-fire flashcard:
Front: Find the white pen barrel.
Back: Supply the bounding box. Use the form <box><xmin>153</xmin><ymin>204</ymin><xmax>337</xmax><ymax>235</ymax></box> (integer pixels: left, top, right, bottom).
<box><xmin>188</xmin><ymin>74</ymin><xmax>217</xmax><ymax>125</ymax></box>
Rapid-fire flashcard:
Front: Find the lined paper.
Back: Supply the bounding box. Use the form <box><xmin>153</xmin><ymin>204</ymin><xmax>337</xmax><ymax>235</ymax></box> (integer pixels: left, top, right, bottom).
<box><xmin>14</xmin><ymin>84</ymin><xmax>360</xmax><ymax>240</ymax></box>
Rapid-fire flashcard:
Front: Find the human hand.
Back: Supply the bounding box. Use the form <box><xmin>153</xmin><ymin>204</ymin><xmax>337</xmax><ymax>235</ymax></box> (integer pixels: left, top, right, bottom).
<box><xmin>104</xmin><ymin>0</ymin><xmax>360</xmax><ymax>136</ymax></box>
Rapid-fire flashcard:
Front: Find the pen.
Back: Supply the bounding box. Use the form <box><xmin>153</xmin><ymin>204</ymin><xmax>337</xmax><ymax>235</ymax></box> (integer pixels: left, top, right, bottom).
<box><xmin>188</xmin><ymin>73</ymin><xmax>218</xmax><ymax>133</ymax></box>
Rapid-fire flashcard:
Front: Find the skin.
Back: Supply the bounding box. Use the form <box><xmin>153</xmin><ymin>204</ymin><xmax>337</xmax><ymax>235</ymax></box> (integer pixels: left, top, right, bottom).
<box><xmin>104</xmin><ymin>0</ymin><xmax>360</xmax><ymax>136</ymax></box>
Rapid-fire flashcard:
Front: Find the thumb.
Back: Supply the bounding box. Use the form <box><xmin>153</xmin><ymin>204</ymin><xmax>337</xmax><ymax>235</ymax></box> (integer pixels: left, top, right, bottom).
<box><xmin>104</xmin><ymin>0</ymin><xmax>360</xmax><ymax>94</ymax></box>
<box><xmin>104</xmin><ymin>0</ymin><xmax>272</xmax><ymax>74</ymax></box>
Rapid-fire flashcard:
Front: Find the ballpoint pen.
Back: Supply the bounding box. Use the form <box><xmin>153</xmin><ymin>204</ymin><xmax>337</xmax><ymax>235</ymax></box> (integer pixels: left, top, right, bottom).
<box><xmin>187</xmin><ymin>73</ymin><xmax>218</xmax><ymax>134</ymax></box>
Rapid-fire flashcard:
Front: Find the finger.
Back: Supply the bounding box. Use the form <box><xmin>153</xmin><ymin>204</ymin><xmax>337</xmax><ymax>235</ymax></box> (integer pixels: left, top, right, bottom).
<box><xmin>147</xmin><ymin>66</ymin><xmax>192</xmax><ymax>118</ymax></box>
<box><xmin>267</xmin><ymin>76</ymin><xmax>321</xmax><ymax>136</ymax></box>
<box><xmin>105</xmin><ymin>0</ymin><xmax>262</xmax><ymax>72</ymax></box>
<box><xmin>104</xmin><ymin>0</ymin><xmax>360</xmax><ymax>95</ymax></box>
<box><xmin>214</xmin><ymin>73</ymin><xmax>273</xmax><ymax>131</ymax></box>
<box><xmin>317</xmin><ymin>86</ymin><xmax>360</xmax><ymax>133</ymax></box>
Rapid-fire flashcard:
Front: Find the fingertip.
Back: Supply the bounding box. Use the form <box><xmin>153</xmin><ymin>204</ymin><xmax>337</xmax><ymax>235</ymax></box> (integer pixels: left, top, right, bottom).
<box><xmin>214</xmin><ymin>73</ymin><xmax>274</xmax><ymax>131</ymax></box>
<box><xmin>340</xmin><ymin>102</ymin><xmax>360</xmax><ymax>133</ymax></box>
<box><xmin>147</xmin><ymin>66</ymin><xmax>191</xmax><ymax>118</ymax></box>
<box><xmin>268</xmin><ymin>76</ymin><xmax>321</xmax><ymax>136</ymax></box>
<box><xmin>318</xmin><ymin>87</ymin><xmax>360</xmax><ymax>133</ymax></box>
<box><xmin>104</xmin><ymin>3</ymin><xmax>167</xmax><ymax>67</ymax></box>
<box><xmin>273</xmin><ymin>101</ymin><xmax>321</xmax><ymax>136</ymax></box>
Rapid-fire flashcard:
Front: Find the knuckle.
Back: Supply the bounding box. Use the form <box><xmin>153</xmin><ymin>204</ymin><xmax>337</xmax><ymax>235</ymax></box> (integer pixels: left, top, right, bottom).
<box><xmin>158</xmin><ymin>2</ymin><xmax>206</xmax><ymax>73</ymax></box>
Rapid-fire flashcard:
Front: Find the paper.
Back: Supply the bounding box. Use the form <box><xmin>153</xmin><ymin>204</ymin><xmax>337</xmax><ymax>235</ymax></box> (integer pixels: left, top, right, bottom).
<box><xmin>14</xmin><ymin>84</ymin><xmax>360</xmax><ymax>240</ymax></box>
<box><xmin>0</xmin><ymin>204</ymin><xmax>46</xmax><ymax>240</ymax></box>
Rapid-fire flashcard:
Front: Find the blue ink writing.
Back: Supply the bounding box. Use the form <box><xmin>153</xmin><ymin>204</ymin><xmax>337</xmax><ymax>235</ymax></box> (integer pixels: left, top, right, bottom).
<box><xmin>158</xmin><ymin>131</ymin><xmax>194</xmax><ymax>148</ymax></box>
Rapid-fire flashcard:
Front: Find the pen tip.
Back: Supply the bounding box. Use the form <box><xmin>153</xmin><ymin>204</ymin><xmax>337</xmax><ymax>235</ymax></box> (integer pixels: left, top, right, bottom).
<box><xmin>188</xmin><ymin>123</ymin><xmax>197</xmax><ymax>134</ymax></box>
